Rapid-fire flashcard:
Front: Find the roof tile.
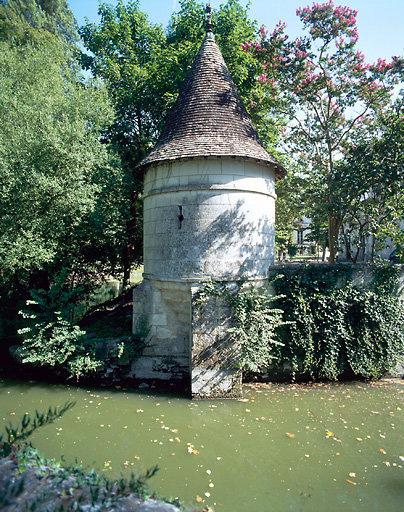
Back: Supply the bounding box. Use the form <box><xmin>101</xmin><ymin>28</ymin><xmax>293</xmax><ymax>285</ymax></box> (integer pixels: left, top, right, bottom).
<box><xmin>138</xmin><ymin>33</ymin><xmax>285</xmax><ymax>177</ymax></box>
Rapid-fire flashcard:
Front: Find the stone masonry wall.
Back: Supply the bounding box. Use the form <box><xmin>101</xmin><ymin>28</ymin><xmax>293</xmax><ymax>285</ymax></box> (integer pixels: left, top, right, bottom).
<box><xmin>131</xmin><ymin>279</ymin><xmax>190</xmax><ymax>382</ymax></box>
<box><xmin>143</xmin><ymin>158</ymin><xmax>276</xmax><ymax>281</ymax></box>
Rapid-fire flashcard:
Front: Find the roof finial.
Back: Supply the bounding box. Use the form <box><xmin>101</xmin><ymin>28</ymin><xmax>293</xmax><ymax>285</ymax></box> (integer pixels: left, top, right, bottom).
<box><xmin>205</xmin><ymin>3</ymin><xmax>213</xmax><ymax>34</ymax></box>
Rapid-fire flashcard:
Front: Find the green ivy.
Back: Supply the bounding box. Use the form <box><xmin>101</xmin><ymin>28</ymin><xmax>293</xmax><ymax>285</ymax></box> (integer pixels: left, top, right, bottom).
<box><xmin>196</xmin><ymin>280</ymin><xmax>286</xmax><ymax>373</ymax></box>
<box><xmin>272</xmin><ymin>265</ymin><xmax>404</xmax><ymax>381</ymax></box>
<box><xmin>199</xmin><ymin>265</ymin><xmax>404</xmax><ymax>382</ymax></box>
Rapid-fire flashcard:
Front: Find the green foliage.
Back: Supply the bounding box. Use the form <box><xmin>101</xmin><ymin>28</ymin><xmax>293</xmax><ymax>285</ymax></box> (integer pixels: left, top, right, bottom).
<box><xmin>0</xmin><ymin>38</ymin><xmax>123</xmax><ymax>282</ymax></box>
<box><xmin>227</xmin><ymin>285</ymin><xmax>285</xmax><ymax>373</ymax></box>
<box><xmin>272</xmin><ymin>266</ymin><xmax>404</xmax><ymax>380</ymax></box>
<box><xmin>16</xmin><ymin>280</ymin><xmax>103</xmax><ymax>379</ymax></box>
<box><xmin>245</xmin><ymin>3</ymin><xmax>402</xmax><ymax>262</ymax></box>
<box><xmin>0</xmin><ymin>401</ymin><xmax>75</xmax><ymax>457</ymax></box>
<box><xmin>0</xmin><ymin>0</ymin><xmax>77</xmax><ymax>45</ymax></box>
<box><xmin>275</xmin><ymin>164</ymin><xmax>306</xmax><ymax>256</ymax></box>
<box><xmin>197</xmin><ymin>280</ymin><xmax>286</xmax><ymax>373</ymax></box>
<box><xmin>336</xmin><ymin>100</ymin><xmax>404</xmax><ymax>262</ymax></box>
<box><xmin>16</xmin><ymin>304</ymin><xmax>104</xmax><ymax>380</ymax></box>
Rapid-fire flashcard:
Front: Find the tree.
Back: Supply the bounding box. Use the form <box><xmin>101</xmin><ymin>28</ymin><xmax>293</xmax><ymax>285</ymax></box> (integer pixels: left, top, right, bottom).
<box><xmin>275</xmin><ymin>163</ymin><xmax>306</xmax><ymax>260</ymax></box>
<box><xmin>0</xmin><ymin>0</ymin><xmax>77</xmax><ymax>44</ymax></box>
<box><xmin>242</xmin><ymin>0</ymin><xmax>402</xmax><ymax>262</ymax></box>
<box><xmin>80</xmin><ymin>0</ymin><xmax>281</xmax><ymax>285</ymax></box>
<box><xmin>336</xmin><ymin>99</ymin><xmax>404</xmax><ymax>262</ymax></box>
<box><xmin>0</xmin><ymin>36</ymin><xmax>127</xmax><ymax>327</ymax></box>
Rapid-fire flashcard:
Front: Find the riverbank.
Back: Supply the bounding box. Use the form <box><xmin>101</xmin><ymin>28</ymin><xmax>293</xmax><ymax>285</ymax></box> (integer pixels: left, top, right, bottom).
<box><xmin>0</xmin><ymin>447</ymin><xmax>180</xmax><ymax>512</ymax></box>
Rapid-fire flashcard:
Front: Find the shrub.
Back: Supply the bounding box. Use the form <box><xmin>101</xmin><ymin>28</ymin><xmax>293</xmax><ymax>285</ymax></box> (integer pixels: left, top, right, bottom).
<box><xmin>16</xmin><ymin>277</ymin><xmax>104</xmax><ymax>380</ymax></box>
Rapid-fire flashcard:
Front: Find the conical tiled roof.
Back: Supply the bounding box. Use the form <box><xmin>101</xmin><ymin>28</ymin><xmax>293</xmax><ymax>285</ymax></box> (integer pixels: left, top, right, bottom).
<box><xmin>138</xmin><ymin>32</ymin><xmax>285</xmax><ymax>177</ymax></box>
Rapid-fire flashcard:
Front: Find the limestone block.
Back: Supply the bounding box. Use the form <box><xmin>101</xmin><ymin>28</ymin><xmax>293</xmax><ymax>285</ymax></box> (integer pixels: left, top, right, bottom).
<box><xmin>191</xmin><ymin>368</ymin><xmax>242</xmax><ymax>398</ymax></box>
<box><xmin>198</xmin><ymin>158</ymin><xmax>222</xmax><ymax>174</ymax></box>
<box><xmin>190</xmin><ymin>285</ymin><xmax>242</xmax><ymax>398</ymax></box>
<box><xmin>228</xmin><ymin>159</ymin><xmax>245</xmax><ymax>175</ymax></box>
<box><xmin>151</xmin><ymin>313</ymin><xmax>167</xmax><ymax>326</ymax></box>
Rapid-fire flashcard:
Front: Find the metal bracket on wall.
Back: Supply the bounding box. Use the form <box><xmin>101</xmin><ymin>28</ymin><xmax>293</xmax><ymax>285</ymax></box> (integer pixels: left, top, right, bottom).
<box><xmin>177</xmin><ymin>205</ymin><xmax>184</xmax><ymax>229</ymax></box>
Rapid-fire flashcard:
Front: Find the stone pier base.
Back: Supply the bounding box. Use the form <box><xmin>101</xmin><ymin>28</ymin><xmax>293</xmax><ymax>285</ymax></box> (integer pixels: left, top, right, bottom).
<box><xmin>132</xmin><ymin>277</ymin><xmax>242</xmax><ymax>398</ymax></box>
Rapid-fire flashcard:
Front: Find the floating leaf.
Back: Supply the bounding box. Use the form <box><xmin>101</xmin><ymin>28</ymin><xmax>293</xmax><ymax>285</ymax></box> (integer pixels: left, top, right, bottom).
<box><xmin>325</xmin><ymin>430</ymin><xmax>334</xmax><ymax>438</ymax></box>
<box><xmin>286</xmin><ymin>432</ymin><xmax>295</xmax><ymax>438</ymax></box>
<box><xmin>196</xmin><ymin>495</ymin><xmax>203</xmax><ymax>503</ymax></box>
<box><xmin>346</xmin><ymin>479</ymin><xmax>357</xmax><ymax>486</ymax></box>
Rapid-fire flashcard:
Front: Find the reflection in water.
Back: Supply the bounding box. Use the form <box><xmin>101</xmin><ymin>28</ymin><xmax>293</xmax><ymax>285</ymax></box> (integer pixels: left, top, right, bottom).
<box><xmin>0</xmin><ymin>379</ymin><xmax>403</xmax><ymax>512</ymax></box>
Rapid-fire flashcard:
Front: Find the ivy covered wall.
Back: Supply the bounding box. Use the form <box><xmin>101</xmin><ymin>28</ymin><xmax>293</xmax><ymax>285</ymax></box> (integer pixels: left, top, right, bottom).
<box><xmin>267</xmin><ymin>263</ymin><xmax>404</xmax><ymax>381</ymax></box>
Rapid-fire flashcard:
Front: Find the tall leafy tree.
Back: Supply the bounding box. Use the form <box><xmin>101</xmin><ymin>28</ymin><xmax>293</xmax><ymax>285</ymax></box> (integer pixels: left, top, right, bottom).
<box><xmin>242</xmin><ymin>0</ymin><xmax>402</xmax><ymax>262</ymax></box>
<box><xmin>0</xmin><ymin>41</ymin><xmax>123</xmax><ymax>288</ymax></box>
<box><xmin>0</xmin><ymin>1</ymin><xmax>128</xmax><ymax>335</ymax></box>
<box><xmin>336</xmin><ymin>100</ymin><xmax>404</xmax><ymax>261</ymax></box>
<box><xmin>0</xmin><ymin>0</ymin><xmax>77</xmax><ymax>44</ymax></box>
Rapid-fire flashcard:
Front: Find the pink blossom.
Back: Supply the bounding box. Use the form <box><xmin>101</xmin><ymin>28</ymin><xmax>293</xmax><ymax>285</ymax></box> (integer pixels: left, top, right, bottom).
<box><xmin>257</xmin><ymin>73</ymin><xmax>268</xmax><ymax>83</ymax></box>
<box><xmin>241</xmin><ymin>41</ymin><xmax>263</xmax><ymax>52</ymax></box>
<box><xmin>372</xmin><ymin>58</ymin><xmax>393</xmax><ymax>72</ymax></box>
<box><xmin>271</xmin><ymin>20</ymin><xmax>287</xmax><ymax>38</ymax></box>
<box><xmin>259</xmin><ymin>25</ymin><xmax>268</xmax><ymax>38</ymax></box>
<box><xmin>295</xmin><ymin>49</ymin><xmax>308</xmax><ymax>59</ymax></box>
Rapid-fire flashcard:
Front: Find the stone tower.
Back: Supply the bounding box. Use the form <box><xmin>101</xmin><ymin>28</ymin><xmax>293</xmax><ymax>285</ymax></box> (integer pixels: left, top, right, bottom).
<box><xmin>132</xmin><ymin>15</ymin><xmax>285</xmax><ymax>397</ymax></box>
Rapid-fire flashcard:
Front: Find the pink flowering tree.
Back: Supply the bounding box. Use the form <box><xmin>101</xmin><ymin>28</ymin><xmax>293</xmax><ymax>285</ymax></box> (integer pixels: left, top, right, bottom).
<box><xmin>242</xmin><ymin>1</ymin><xmax>402</xmax><ymax>262</ymax></box>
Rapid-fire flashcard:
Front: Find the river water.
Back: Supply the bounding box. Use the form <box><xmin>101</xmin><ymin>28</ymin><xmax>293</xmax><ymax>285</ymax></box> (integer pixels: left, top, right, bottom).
<box><xmin>0</xmin><ymin>378</ymin><xmax>403</xmax><ymax>511</ymax></box>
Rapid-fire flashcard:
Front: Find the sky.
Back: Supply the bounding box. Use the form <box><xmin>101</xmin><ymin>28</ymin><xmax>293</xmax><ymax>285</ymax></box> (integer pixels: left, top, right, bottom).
<box><xmin>68</xmin><ymin>0</ymin><xmax>404</xmax><ymax>61</ymax></box>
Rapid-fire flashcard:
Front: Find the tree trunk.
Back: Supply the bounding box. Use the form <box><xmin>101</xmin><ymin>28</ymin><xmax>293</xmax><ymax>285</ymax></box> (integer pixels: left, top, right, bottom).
<box><xmin>341</xmin><ymin>225</ymin><xmax>352</xmax><ymax>262</ymax></box>
<box><xmin>122</xmin><ymin>189</ymin><xmax>140</xmax><ymax>290</ymax></box>
<box><xmin>328</xmin><ymin>214</ymin><xmax>340</xmax><ymax>263</ymax></box>
<box><xmin>370</xmin><ymin>234</ymin><xmax>376</xmax><ymax>262</ymax></box>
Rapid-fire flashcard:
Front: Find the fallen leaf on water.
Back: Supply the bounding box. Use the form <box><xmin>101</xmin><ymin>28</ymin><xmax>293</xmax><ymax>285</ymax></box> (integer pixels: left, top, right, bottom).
<box><xmin>349</xmin><ymin>472</ymin><xmax>356</xmax><ymax>478</ymax></box>
<box><xmin>286</xmin><ymin>432</ymin><xmax>295</xmax><ymax>438</ymax></box>
<box><xmin>196</xmin><ymin>495</ymin><xmax>204</xmax><ymax>503</ymax></box>
<box><xmin>346</xmin><ymin>479</ymin><xmax>357</xmax><ymax>486</ymax></box>
<box><xmin>325</xmin><ymin>430</ymin><xmax>334</xmax><ymax>438</ymax></box>
<box><xmin>356</xmin><ymin>438</ymin><xmax>363</xmax><ymax>442</ymax></box>
<box><xmin>187</xmin><ymin>443</ymin><xmax>200</xmax><ymax>455</ymax></box>
<box><xmin>379</xmin><ymin>448</ymin><xmax>387</xmax><ymax>455</ymax></box>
